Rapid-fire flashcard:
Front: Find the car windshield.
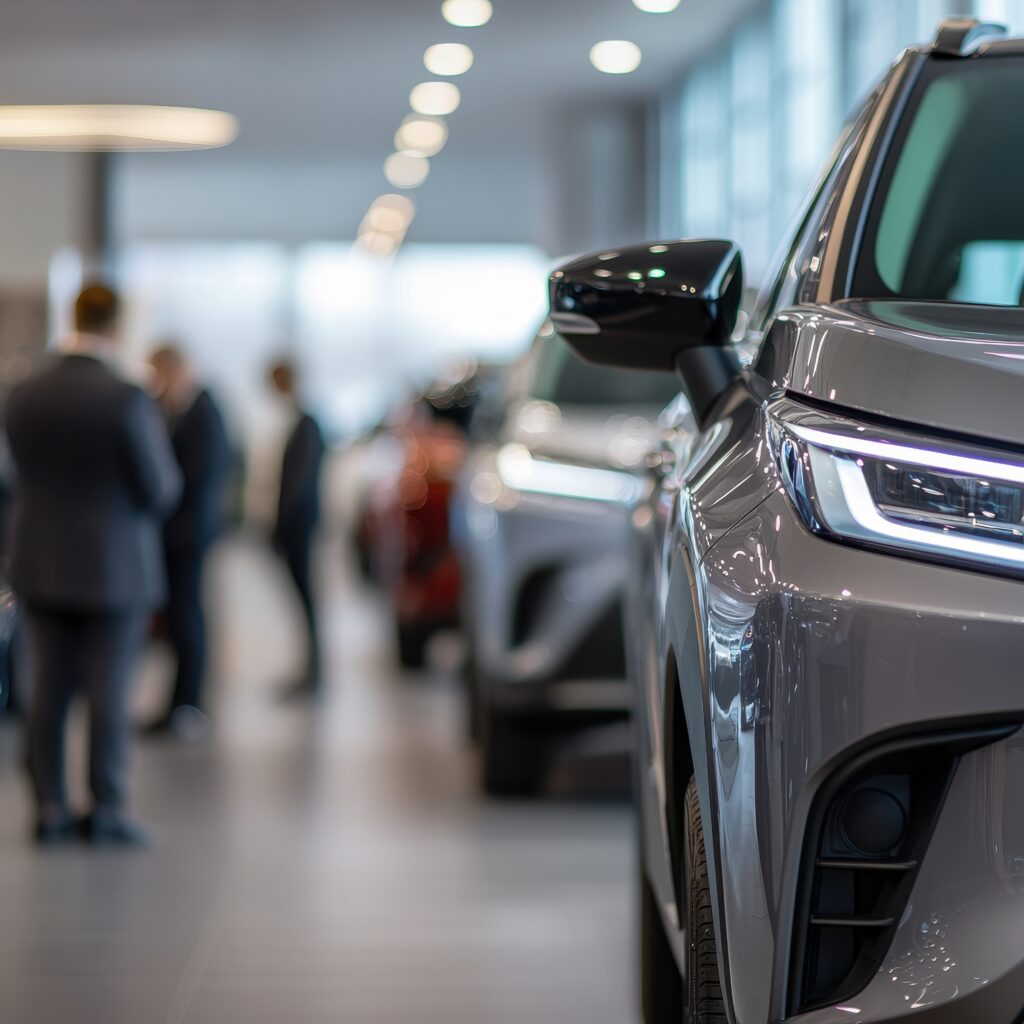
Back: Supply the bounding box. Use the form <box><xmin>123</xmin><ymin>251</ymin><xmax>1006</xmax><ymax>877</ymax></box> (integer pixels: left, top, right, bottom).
<box><xmin>856</xmin><ymin>56</ymin><xmax>1024</xmax><ymax>307</ymax></box>
<box><xmin>529</xmin><ymin>335</ymin><xmax>679</xmax><ymax>407</ymax></box>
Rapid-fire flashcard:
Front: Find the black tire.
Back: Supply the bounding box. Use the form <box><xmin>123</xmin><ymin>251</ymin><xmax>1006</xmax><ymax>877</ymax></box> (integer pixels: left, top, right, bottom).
<box><xmin>481</xmin><ymin>704</ymin><xmax>545</xmax><ymax>797</ymax></box>
<box><xmin>684</xmin><ymin>777</ymin><xmax>727</xmax><ymax>1023</ymax></box>
<box><xmin>354</xmin><ymin>538</ymin><xmax>375</xmax><ymax>585</ymax></box>
<box><xmin>396</xmin><ymin>621</ymin><xmax>430</xmax><ymax>669</ymax></box>
<box><xmin>460</xmin><ymin>625</ymin><xmax>484</xmax><ymax>743</ymax></box>
<box><xmin>640</xmin><ymin>864</ymin><xmax>683</xmax><ymax>1023</ymax></box>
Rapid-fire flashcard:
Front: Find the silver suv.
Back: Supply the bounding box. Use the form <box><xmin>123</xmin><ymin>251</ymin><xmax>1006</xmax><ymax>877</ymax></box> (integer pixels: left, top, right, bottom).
<box><xmin>551</xmin><ymin>18</ymin><xmax>1024</xmax><ymax>1023</ymax></box>
<box><xmin>458</xmin><ymin>326</ymin><xmax>678</xmax><ymax>795</ymax></box>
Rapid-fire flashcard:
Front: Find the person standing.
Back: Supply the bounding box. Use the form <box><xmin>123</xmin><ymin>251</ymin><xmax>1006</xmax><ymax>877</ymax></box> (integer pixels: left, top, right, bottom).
<box><xmin>268</xmin><ymin>360</ymin><xmax>325</xmax><ymax>700</ymax></box>
<box><xmin>141</xmin><ymin>345</ymin><xmax>231</xmax><ymax>741</ymax></box>
<box><xmin>5</xmin><ymin>284</ymin><xmax>181</xmax><ymax>846</ymax></box>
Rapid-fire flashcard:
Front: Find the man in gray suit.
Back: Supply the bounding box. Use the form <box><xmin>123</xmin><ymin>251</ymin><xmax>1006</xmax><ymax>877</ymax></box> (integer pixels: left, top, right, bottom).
<box><xmin>5</xmin><ymin>283</ymin><xmax>182</xmax><ymax>846</ymax></box>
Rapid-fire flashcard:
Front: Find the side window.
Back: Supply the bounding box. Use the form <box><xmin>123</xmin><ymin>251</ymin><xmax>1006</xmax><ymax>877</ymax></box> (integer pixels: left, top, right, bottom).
<box><xmin>751</xmin><ymin>180</ymin><xmax>832</xmax><ymax>332</ymax></box>
<box><xmin>751</xmin><ymin>83</ymin><xmax>880</xmax><ymax>332</ymax></box>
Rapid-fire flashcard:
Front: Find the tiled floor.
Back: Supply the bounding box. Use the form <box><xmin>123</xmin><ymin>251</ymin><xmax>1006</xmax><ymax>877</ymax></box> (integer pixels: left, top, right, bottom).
<box><xmin>0</xmin><ymin>538</ymin><xmax>636</xmax><ymax>1023</ymax></box>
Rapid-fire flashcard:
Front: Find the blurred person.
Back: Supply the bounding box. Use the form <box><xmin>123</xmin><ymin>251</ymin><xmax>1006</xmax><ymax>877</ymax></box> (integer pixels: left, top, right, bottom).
<box><xmin>5</xmin><ymin>283</ymin><xmax>181</xmax><ymax>846</ymax></box>
<box><xmin>268</xmin><ymin>359</ymin><xmax>325</xmax><ymax>700</ymax></box>
<box><xmin>141</xmin><ymin>344</ymin><xmax>231</xmax><ymax>742</ymax></box>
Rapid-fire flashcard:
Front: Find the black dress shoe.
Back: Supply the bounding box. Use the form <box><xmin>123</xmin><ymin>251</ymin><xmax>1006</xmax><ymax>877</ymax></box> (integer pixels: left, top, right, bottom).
<box><xmin>78</xmin><ymin>811</ymin><xmax>152</xmax><ymax>848</ymax></box>
<box><xmin>139</xmin><ymin>713</ymin><xmax>174</xmax><ymax>737</ymax></box>
<box><xmin>33</xmin><ymin>815</ymin><xmax>75</xmax><ymax>847</ymax></box>
<box><xmin>277</xmin><ymin>678</ymin><xmax>322</xmax><ymax>704</ymax></box>
<box><xmin>140</xmin><ymin>705</ymin><xmax>210</xmax><ymax>744</ymax></box>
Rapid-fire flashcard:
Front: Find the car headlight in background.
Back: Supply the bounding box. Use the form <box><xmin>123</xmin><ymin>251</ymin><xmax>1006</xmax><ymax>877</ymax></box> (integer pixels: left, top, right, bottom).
<box><xmin>768</xmin><ymin>398</ymin><xmax>1024</xmax><ymax>573</ymax></box>
<box><xmin>495</xmin><ymin>443</ymin><xmax>642</xmax><ymax>505</ymax></box>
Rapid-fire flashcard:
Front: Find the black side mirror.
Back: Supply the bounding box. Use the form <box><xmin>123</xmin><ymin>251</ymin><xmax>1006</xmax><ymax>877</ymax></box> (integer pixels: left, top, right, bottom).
<box><xmin>549</xmin><ymin>239</ymin><xmax>743</xmax><ymax>423</ymax></box>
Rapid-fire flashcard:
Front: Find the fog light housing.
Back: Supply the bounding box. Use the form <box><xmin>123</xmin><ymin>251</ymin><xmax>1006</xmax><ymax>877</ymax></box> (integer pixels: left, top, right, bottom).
<box><xmin>838</xmin><ymin>786</ymin><xmax>908</xmax><ymax>859</ymax></box>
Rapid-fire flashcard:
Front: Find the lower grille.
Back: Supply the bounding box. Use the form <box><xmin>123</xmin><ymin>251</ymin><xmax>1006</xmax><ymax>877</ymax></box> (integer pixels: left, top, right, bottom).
<box><xmin>790</xmin><ymin>723</ymin><xmax>1021</xmax><ymax>1015</ymax></box>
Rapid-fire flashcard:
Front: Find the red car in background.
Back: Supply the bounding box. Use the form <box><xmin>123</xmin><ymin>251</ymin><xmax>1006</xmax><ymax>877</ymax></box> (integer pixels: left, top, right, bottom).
<box><xmin>356</xmin><ymin>375</ymin><xmax>485</xmax><ymax>667</ymax></box>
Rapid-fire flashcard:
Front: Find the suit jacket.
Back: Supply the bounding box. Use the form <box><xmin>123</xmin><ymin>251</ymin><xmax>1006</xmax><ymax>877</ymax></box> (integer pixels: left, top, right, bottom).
<box><xmin>5</xmin><ymin>353</ymin><xmax>182</xmax><ymax>611</ymax></box>
<box><xmin>164</xmin><ymin>388</ymin><xmax>231</xmax><ymax>553</ymax></box>
<box><xmin>274</xmin><ymin>411</ymin><xmax>325</xmax><ymax>544</ymax></box>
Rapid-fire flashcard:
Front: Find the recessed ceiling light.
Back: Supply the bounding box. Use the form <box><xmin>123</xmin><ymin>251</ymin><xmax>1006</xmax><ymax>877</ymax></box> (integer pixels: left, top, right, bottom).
<box><xmin>424</xmin><ymin>43</ymin><xmax>474</xmax><ymax>76</ymax></box>
<box><xmin>366</xmin><ymin>207</ymin><xmax>407</xmax><ymax>233</ymax></box>
<box><xmin>0</xmin><ymin>104</ymin><xmax>238</xmax><ymax>151</ymax></box>
<box><xmin>374</xmin><ymin>193</ymin><xmax>417</xmax><ymax>216</ymax></box>
<box><xmin>357</xmin><ymin>230</ymin><xmax>401</xmax><ymax>257</ymax></box>
<box><xmin>366</xmin><ymin>198</ymin><xmax>415</xmax><ymax>234</ymax></box>
<box><xmin>410</xmin><ymin>81</ymin><xmax>462</xmax><ymax>117</ymax></box>
<box><xmin>441</xmin><ymin>0</ymin><xmax>493</xmax><ymax>27</ymax></box>
<box><xmin>589</xmin><ymin>40</ymin><xmax>642</xmax><ymax>75</ymax></box>
<box><xmin>394</xmin><ymin>115</ymin><xmax>448</xmax><ymax>157</ymax></box>
<box><xmin>384</xmin><ymin>151</ymin><xmax>431</xmax><ymax>189</ymax></box>
<box><xmin>632</xmin><ymin>0</ymin><xmax>680</xmax><ymax>11</ymax></box>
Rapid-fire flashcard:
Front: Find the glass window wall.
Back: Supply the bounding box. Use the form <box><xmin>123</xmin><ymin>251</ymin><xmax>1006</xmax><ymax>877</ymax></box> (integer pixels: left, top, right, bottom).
<box><xmin>660</xmin><ymin>0</ymin><xmax>988</xmax><ymax>292</ymax></box>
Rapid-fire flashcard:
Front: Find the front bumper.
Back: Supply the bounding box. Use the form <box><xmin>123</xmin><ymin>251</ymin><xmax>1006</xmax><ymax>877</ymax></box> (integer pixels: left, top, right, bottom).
<box><xmin>697</xmin><ymin>489</ymin><xmax>1024</xmax><ymax>1024</ymax></box>
<box><xmin>464</xmin><ymin>486</ymin><xmax>631</xmax><ymax>716</ymax></box>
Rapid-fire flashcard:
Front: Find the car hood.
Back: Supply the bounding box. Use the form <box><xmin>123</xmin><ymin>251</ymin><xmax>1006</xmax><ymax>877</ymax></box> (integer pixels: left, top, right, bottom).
<box><xmin>505</xmin><ymin>400</ymin><xmax>666</xmax><ymax>469</ymax></box>
<box><xmin>763</xmin><ymin>299</ymin><xmax>1024</xmax><ymax>447</ymax></box>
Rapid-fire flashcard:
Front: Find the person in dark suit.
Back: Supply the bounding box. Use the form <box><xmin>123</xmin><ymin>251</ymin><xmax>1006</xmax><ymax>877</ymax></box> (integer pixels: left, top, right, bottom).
<box><xmin>269</xmin><ymin>360</ymin><xmax>325</xmax><ymax>700</ymax></box>
<box><xmin>5</xmin><ymin>284</ymin><xmax>182</xmax><ymax>846</ymax></box>
<box><xmin>141</xmin><ymin>345</ymin><xmax>231</xmax><ymax>741</ymax></box>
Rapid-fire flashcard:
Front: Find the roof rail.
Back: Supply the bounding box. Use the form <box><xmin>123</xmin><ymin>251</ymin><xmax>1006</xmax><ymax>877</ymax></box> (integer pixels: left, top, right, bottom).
<box><xmin>932</xmin><ymin>16</ymin><xmax>1007</xmax><ymax>56</ymax></box>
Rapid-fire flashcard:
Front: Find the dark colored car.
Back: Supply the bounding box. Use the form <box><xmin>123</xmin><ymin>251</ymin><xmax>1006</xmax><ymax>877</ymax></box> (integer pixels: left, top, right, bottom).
<box><xmin>551</xmin><ymin>19</ymin><xmax>1024</xmax><ymax>1023</ymax></box>
<box><xmin>458</xmin><ymin>326</ymin><xmax>678</xmax><ymax>794</ymax></box>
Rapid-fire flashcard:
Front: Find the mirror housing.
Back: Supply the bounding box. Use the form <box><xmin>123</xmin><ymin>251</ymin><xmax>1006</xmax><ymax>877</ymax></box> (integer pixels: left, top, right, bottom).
<box><xmin>549</xmin><ymin>239</ymin><xmax>744</xmax><ymax>424</ymax></box>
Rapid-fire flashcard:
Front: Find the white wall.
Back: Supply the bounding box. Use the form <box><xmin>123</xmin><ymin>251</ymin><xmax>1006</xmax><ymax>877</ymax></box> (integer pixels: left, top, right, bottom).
<box><xmin>112</xmin><ymin>150</ymin><xmax>552</xmax><ymax>249</ymax></box>
<box><xmin>112</xmin><ymin>102</ymin><xmax>653</xmax><ymax>259</ymax></box>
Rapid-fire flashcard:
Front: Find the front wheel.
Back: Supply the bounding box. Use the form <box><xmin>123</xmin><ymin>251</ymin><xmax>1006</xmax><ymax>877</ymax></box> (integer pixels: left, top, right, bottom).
<box><xmin>396</xmin><ymin>620</ymin><xmax>430</xmax><ymax>669</ymax></box>
<box><xmin>683</xmin><ymin>777</ymin><xmax>726</xmax><ymax>1023</ymax></box>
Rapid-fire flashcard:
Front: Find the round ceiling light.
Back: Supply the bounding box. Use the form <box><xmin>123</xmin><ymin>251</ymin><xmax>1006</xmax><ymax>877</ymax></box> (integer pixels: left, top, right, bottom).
<box><xmin>441</xmin><ymin>0</ymin><xmax>493</xmax><ymax>27</ymax></box>
<box><xmin>0</xmin><ymin>105</ymin><xmax>238</xmax><ymax>151</ymax></box>
<box><xmin>589</xmin><ymin>40</ymin><xmax>642</xmax><ymax>74</ymax></box>
<box><xmin>366</xmin><ymin>194</ymin><xmax>416</xmax><ymax>233</ymax></box>
<box><xmin>394</xmin><ymin>115</ymin><xmax>448</xmax><ymax>157</ymax></box>
<box><xmin>632</xmin><ymin>0</ymin><xmax>680</xmax><ymax>11</ymax></box>
<box><xmin>424</xmin><ymin>43</ymin><xmax>474</xmax><ymax>76</ymax></box>
<box><xmin>384</xmin><ymin>151</ymin><xmax>431</xmax><ymax>189</ymax></box>
<box><xmin>357</xmin><ymin>230</ymin><xmax>401</xmax><ymax>257</ymax></box>
<box><xmin>410</xmin><ymin>81</ymin><xmax>462</xmax><ymax>117</ymax></box>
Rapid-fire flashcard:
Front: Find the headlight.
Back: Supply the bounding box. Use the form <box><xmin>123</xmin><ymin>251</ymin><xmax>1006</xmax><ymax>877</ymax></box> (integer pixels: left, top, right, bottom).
<box><xmin>495</xmin><ymin>443</ymin><xmax>642</xmax><ymax>505</ymax></box>
<box><xmin>768</xmin><ymin>398</ymin><xmax>1024</xmax><ymax>573</ymax></box>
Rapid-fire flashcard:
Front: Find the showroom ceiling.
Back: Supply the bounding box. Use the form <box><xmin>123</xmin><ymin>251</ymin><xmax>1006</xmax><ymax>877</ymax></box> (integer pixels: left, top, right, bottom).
<box><xmin>0</xmin><ymin>0</ymin><xmax>757</xmax><ymax>159</ymax></box>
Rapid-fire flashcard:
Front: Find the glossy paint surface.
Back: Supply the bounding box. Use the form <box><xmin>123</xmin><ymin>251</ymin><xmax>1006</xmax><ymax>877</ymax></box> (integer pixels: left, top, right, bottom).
<box><xmin>624</xmin><ymin>37</ymin><xmax>1024</xmax><ymax>1024</ymax></box>
<box><xmin>761</xmin><ymin>300</ymin><xmax>1024</xmax><ymax>448</ymax></box>
<box><xmin>460</xmin><ymin>400</ymin><xmax>665</xmax><ymax>712</ymax></box>
<box><xmin>634</xmin><ymin>390</ymin><xmax>1024</xmax><ymax>1021</ymax></box>
<box><xmin>703</xmin><ymin>490</ymin><xmax>1024</xmax><ymax>1021</ymax></box>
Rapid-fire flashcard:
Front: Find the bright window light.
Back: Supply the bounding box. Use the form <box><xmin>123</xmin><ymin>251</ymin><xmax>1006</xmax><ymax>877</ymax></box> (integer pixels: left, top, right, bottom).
<box><xmin>441</xmin><ymin>0</ymin><xmax>493</xmax><ymax>27</ymax></box>
<box><xmin>424</xmin><ymin>43</ymin><xmax>474</xmax><ymax>76</ymax></box>
<box><xmin>387</xmin><ymin>244</ymin><xmax>549</xmax><ymax>361</ymax></box>
<box><xmin>589</xmin><ymin>41</ymin><xmax>642</xmax><ymax>75</ymax></box>
<box><xmin>357</xmin><ymin>231</ymin><xmax>401</xmax><ymax>258</ymax></box>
